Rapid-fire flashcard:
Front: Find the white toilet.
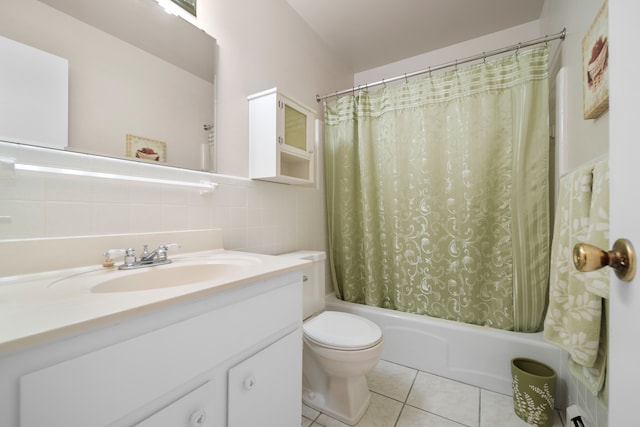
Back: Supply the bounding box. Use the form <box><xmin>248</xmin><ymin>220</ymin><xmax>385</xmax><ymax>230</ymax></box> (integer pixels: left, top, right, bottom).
<box><xmin>280</xmin><ymin>251</ymin><xmax>383</xmax><ymax>425</ymax></box>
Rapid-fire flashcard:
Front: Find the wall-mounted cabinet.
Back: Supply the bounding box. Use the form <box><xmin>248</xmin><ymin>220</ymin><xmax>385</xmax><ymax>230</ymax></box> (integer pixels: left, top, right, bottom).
<box><xmin>249</xmin><ymin>88</ymin><xmax>315</xmax><ymax>185</ymax></box>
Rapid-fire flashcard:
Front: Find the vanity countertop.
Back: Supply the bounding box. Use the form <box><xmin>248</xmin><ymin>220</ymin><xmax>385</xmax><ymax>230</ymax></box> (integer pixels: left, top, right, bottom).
<box><xmin>0</xmin><ymin>249</ymin><xmax>308</xmax><ymax>354</ymax></box>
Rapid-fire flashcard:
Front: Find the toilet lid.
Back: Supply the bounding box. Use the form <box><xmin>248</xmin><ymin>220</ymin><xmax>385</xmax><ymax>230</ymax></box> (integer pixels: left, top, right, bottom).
<box><xmin>303</xmin><ymin>311</ymin><xmax>382</xmax><ymax>350</ymax></box>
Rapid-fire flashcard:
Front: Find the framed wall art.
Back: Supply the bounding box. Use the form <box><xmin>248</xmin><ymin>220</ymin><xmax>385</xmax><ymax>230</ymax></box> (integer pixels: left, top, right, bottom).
<box><xmin>126</xmin><ymin>134</ymin><xmax>166</xmax><ymax>163</ymax></box>
<box><xmin>582</xmin><ymin>0</ymin><xmax>609</xmax><ymax>119</ymax></box>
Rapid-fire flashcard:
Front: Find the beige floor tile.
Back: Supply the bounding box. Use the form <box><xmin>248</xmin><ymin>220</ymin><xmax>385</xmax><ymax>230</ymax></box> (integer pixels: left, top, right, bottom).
<box><xmin>367</xmin><ymin>359</ymin><xmax>417</xmax><ymax>402</ymax></box>
<box><xmin>315</xmin><ymin>392</ymin><xmax>403</xmax><ymax>427</ymax></box>
<box><xmin>480</xmin><ymin>390</ymin><xmax>564</xmax><ymax>427</ymax></box>
<box><xmin>480</xmin><ymin>390</ymin><xmax>532</xmax><ymax>427</ymax></box>
<box><xmin>300</xmin><ymin>360</ymin><xmax>566</xmax><ymax>427</ymax></box>
<box><xmin>303</xmin><ymin>403</ymin><xmax>321</xmax><ymax>421</ymax></box>
<box><xmin>396</xmin><ymin>405</ymin><xmax>466</xmax><ymax>426</ymax></box>
<box><xmin>407</xmin><ymin>372</ymin><xmax>480</xmax><ymax>427</ymax></box>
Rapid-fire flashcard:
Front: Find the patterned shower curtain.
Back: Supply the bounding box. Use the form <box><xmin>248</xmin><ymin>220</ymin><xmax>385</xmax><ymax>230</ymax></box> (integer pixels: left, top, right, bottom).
<box><xmin>324</xmin><ymin>47</ymin><xmax>550</xmax><ymax>332</ymax></box>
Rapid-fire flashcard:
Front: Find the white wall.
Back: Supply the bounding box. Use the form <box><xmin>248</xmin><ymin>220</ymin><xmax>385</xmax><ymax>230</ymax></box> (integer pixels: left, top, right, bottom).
<box><xmin>540</xmin><ymin>1</ymin><xmax>609</xmax><ymax>426</ymax></box>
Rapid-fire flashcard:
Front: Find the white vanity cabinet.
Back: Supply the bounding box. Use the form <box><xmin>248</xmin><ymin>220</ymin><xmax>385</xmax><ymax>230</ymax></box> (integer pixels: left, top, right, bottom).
<box><xmin>0</xmin><ymin>271</ymin><xmax>302</xmax><ymax>427</ymax></box>
<box><xmin>228</xmin><ymin>328</ymin><xmax>301</xmax><ymax>426</ymax></box>
<box><xmin>249</xmin><ymin>88</ymin><xmax>316</xmax><ymax>185</ymax></box>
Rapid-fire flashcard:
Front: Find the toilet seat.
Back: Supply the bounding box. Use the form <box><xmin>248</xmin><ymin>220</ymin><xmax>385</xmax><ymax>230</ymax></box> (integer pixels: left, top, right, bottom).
<box><xmin>303</xmin><ymin>311</ymin><xmax>382</xmax><ymax>350</ymax></box>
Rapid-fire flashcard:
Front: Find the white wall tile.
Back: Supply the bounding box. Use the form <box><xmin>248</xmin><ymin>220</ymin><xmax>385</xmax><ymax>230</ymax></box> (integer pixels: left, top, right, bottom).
<box><xmin>46</xmin><ymin>176</ymin><xmax>92</xmax><ymax>202</ymax></box>
<box><xmin>0</xmin><ymin>201</ymin><xmax>46</xmax><ymax>239</ymax></box>
<box><xmin>226</xmin><ymin>227</ymin><xmax>248</xmax><ymax>250</ymax></box>
<box><xmin>93</xmin><ymin>180</ymin><xmax>131</xmax><ymax>203</ymax></box>
<box><xmin>162</xmin><ymin>205</ymin><xmax>189</xmax><ymax>231</ymax></box>
<box><xmin>130</xmin><ymin>182</ymin><xmax>163</xmax><ymax>204</ymax></box>
<box><xmin>228</xmin><ymin>206</ymin><xmax>247</xmax><ymax>229</ymax></box>
<box><xmin>0</xmin><ymin>142</ymin><xmax>328</xmax><ymax>263</ymax></box>
<box><xmin>0</xmin><ymin>174</ymin><xmax>46</xmax><ymax>201</ymax></box>
<box><xmin>162</xmin><ymin>187</ymin><xmax>189</xmax><ymax>205</ymax></box>
<box><xmin>187</xmin><ymin>205</ymin><xmax>213</xmax><ymax>230</ymax></box>
<box><xmin>93</xmin><ymin>203</ymin><xmax>131</xmax><ymax>234</ymax></box>
<box><xmin>228</xmin><ymin>185</ymin><xmax>248</xmax><ymax>207</ymax></box>
<box><xmin>131</xmin><ymin>203</ymin><xmax>164</xmax><ymax>232</ymax></box>
<box><xmin>46</xmin><ymin>202</ymin><xmax>92</xmax><ymax>236</ymax></box>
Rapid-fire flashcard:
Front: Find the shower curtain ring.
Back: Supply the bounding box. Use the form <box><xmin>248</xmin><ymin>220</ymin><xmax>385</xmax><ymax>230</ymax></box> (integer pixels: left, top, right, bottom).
<box><xmin>516</xmin><ymin>42</ymin><xmax>521</xmax><ymax>55</ymax></box>
<box><xmin>404</xmin><ymin>73</ymin><xmax>408</xmax><ymax>84</ymax></box>
<box><xmin>482</xmin><ymin>52</ymin><xmax>486</xmax><ymax>63</ymax></box>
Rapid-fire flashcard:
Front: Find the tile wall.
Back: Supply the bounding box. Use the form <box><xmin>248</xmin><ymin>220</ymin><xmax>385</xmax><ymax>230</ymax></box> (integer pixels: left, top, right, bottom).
<box><xmin>0</xmin><ymin>141</ymin><xmax>327</xmax><ymax>256</ymax></box>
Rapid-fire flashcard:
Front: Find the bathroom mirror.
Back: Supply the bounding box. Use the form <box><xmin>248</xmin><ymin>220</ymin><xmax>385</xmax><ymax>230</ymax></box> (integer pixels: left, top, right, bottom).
<box><xmin>0</xmin><ymin>0</ymin><xmax>217</xmax><ymax>172</ymax></box>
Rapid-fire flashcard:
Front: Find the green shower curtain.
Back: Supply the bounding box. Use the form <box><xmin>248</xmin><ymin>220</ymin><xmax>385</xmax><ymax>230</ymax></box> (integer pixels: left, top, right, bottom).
<box><xmin>324</xmin><ymin>47</ymin><xmax>550</xmax><ymax>332</ymax></box>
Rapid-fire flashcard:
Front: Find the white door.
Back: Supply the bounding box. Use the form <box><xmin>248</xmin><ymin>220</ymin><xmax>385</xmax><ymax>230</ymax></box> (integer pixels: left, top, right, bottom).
<box><xmin>608</xmin><ymin>0</ymin><xmax>640</xmax><ymax>424</ymax></box>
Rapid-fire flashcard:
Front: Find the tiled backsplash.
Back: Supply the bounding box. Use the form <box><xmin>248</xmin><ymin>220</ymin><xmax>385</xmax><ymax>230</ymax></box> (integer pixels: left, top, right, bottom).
<box><xmin>0</xmin><ymin>141</ymin><xmax>327</xmax><ymax>256</ymax></box>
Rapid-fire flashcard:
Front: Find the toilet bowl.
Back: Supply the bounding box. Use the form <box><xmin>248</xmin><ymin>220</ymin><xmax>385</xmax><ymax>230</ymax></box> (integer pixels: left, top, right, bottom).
<box><xmin>303</xmin><ymin>311</ymin><xmax>383</xmax><ymax>424</ymax></box>
<box><xmin>278</xmin><ymin>251</ymin><xmax>383</xmax><ymax>426</ymax></box>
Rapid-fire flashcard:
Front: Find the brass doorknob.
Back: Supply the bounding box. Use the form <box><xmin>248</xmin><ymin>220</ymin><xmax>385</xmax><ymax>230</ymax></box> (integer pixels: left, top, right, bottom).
<box><xmin>573</xmin><ymin>238</ymin><xmax>636</xmax><ymax>281</ymax></box>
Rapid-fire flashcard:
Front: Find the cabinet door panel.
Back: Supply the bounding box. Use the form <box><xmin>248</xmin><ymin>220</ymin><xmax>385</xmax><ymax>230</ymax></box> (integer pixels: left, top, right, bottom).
<box><xmin>228</xmin><ymin>329</ymin><xmax>302</xmax><ymax>426</ymax></box>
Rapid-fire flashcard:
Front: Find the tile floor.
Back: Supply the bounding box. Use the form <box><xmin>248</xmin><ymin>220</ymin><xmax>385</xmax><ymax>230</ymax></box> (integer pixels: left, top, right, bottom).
<box><xmin>301</xmin><ymin>360</ymin><xmax>565</xmax><ymax>427</ymax></box>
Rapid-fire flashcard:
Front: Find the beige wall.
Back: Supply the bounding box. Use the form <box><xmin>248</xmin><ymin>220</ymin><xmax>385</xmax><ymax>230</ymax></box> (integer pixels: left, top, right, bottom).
<box><xmin>541</xmin><ymin>1</ymin><xmax>609</xmax><ymax>426</ymax></box>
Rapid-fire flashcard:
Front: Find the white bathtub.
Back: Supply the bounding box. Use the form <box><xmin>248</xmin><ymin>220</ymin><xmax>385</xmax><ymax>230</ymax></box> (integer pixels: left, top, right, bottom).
<box><xmin>325</xmin><ymin>293</ymin><xmax>568</xmax><ymax>407</ymax></box>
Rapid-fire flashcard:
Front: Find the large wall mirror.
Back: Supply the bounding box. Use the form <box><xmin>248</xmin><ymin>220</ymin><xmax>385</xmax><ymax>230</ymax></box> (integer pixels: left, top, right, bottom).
<box><xmin>0</xmin><ymin>0</ymin><xmax>217</xmax><ymax>172</ymax></box>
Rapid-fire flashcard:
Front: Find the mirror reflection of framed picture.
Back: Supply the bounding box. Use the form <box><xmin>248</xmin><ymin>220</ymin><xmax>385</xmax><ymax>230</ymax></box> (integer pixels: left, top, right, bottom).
<box><xmin>170</xmin><ymin>0</ymin><xmax>196</xmax><ymax>16</ymax></box>
<box><xmin>126</xmin><ymin>134</ymin><xmax>167</xmax><ymax>163</ymax></box>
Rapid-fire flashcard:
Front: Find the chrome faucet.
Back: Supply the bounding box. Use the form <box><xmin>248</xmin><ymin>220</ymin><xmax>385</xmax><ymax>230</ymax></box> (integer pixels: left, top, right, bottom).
<box><xmin>104</xmin><ymin>243</ymin><xmax>181</xmax><ymax>270</ymax></box>
<box><xmin>140</xmin><ymin>244</ymin><xmax>179</xmax><ymax>263</ymax></box>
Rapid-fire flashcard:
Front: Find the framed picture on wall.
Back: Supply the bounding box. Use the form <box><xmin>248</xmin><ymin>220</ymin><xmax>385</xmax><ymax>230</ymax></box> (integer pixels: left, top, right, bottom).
<box><xmin>582</xmin><ymin>0</ymin><xmax>609</xmax><ymax>119</ymax></box>
<box><xmin>126</xmin><ymin>134</ymin><xmax>167</xmax><ymax>163</ymax></box>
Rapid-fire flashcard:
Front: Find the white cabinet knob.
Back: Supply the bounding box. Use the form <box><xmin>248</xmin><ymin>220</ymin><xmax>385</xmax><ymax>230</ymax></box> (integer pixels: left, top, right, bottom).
<box><xmin>190</xmin><ymin>410</ymin><xmax>207</xmax><ymax>427</ymax></box>
<box><xmin>243</xmin><ymin>375</ymin><xmax>256</xmax><ymax>390</ymax></box>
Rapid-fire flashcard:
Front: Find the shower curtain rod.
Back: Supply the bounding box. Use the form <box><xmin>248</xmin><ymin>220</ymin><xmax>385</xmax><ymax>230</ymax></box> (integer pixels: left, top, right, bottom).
<box><xmin>316</xmin><ymin>28</ymin><xmax>566</xmax><ymax>102</ymax></box>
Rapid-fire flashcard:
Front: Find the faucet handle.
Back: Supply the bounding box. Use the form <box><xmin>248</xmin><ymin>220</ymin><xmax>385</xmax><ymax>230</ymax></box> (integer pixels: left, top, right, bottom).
<box><xmin>157</xmin><ymin>243</ymin><xmax>180</xmax><ymax>261</ymax></box>
<box><xmin>103</xmin><ymin>248</ymin><xmax>126</xmax><ymax>267</ymax></box>
<box><xmin>124</xmin><ymin>248</ymin><xmax>137</xmax><ymax>267</ymax></box>
<box><xmin>163</xmin><ymin>243</ymin><xmax>181</xmax><ymax>251</ymax></box>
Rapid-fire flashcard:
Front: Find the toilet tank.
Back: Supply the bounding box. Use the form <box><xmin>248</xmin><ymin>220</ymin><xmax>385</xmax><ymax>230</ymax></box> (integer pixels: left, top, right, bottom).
<box><xmin>278</xmin><ymin>251</ymin><xmax>326</xmax><ymax>320</ymax></box>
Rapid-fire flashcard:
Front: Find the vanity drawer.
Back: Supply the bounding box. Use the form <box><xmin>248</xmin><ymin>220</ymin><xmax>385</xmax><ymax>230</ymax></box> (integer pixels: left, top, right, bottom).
<box><xmin>136</xmin><ymin>380</ymin><xmax>216</xmax><ymax>427</ymax></box>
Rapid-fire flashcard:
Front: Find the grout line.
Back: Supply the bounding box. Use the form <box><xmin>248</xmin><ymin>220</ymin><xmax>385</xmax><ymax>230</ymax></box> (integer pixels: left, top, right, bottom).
<box><xmin>478</xmin><ymin>387</ymin><xmax>482</xmax><ymax>427</ymax></box>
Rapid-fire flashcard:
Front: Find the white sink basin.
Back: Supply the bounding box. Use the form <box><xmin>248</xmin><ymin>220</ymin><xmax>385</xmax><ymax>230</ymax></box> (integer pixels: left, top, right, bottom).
<box><xmin>91</xmin><ymin>262</ymin><xmax>248</xmax><ymax>293</ymax></box>
<box><xmin>47</xmin><ymin>254</ymin><xmax>263</xmax><ymax>293</ymax></box>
